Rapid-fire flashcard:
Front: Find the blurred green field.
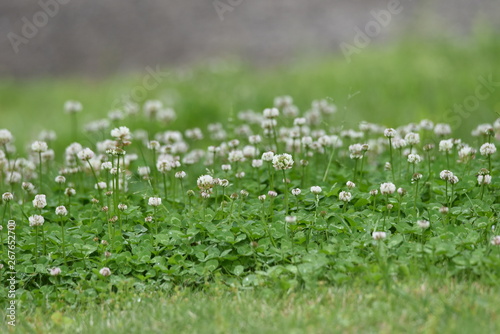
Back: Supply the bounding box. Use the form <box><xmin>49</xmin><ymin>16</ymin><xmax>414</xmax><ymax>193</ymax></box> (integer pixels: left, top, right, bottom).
<box><xmin>1</xmin><ymin>32</ymin><xmax>499</xmax><ymax>152</ymax></box>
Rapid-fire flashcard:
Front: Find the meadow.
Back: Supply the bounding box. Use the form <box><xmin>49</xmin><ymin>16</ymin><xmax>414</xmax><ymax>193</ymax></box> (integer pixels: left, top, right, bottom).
<box><xmin>1</xmin><ymin>34</ymin><xmax>500</xmax><ymax>333</ymax></box>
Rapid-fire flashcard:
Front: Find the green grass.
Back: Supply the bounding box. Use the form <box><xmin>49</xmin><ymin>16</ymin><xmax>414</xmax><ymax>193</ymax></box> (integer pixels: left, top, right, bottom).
<box><xmin>10</xmin><ymin>280</ymin><xmax>500</xmax><ymax>334</ymax></box>
<box><xmin>1</xmin><ymin>33</ymin><xmax>499</xmax><ymax>151</ymax></box>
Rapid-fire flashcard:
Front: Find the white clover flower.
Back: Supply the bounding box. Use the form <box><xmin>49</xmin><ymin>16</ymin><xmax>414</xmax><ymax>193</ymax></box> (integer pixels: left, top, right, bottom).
<box><xmin>77</xmin><ymin>148</ymin><xmax>95</xmax><ymax>161</ymax></box>
<box><xmin>268</xmin><ymin>190</ymin><xmax>278</xmax><ymax>197</ymax></box>
<box><xmin>65</xmin><ymin>188</ymin><xmax>76</xmax><ymax>196</ymax></box>
<box><xmin>383</xmin><ymin>128</ymin><xmax>397</xmax><ymax>138</ymax></box>
<box><xmin>33</xmin><ymin>194</ymin><xmax>47</xmax><ymax>209</ymax></box>
<box><xmin>420</xmin><ymin>119</ymin><xmax>434</xmax><ymax>131</ymax></box>
<box><xmin>118</xmin><ymin>203</ymin><xmax>128</xmax><ymax>211</ymax></box>
<box><xmin>417</xmin><ymin>220</ymin><xmax>430</xmax><ymax>229</ymax></box>
<box><xmin>138</xmin><ymin>166</ymin><xmax>150</xmax><ymax>177</ymax></box>
<box><xmin>285</xmin><ymin>216</ymin><xmax>297</xmax><ymax>223</ymax></box>
<box><xmin>99</xmin><ymin>267</ymin><xmax>112</xmax><ymax>277</ymax></box>
<box><xmin>95</xmin><ymin>182</ymin><xmax>107</xmax><ymax>190</ymax></box>
<box><xmin>380</xmin><ymin>182</ymin><xmax>396</xmax><ymax>195</ymax></box>
<box><xmin>0</xmin><ymin>129</ymin><xmax>13</xmax><ymax>145</ymax></box>
<box><xmin>397</xmin><ymin>187</ymin><xmax>406</xmax><ymax>196</ymax></box>
<box><xmin>434</xmin><ymin>123</ymin><xmax>451</xmax><ymax>136</ymax></box>
<box><xmin>439</xmin><ymin>170</ymin><xmax>454</xmax><ymax>181</ymax></box>
<box><xmin>272</xmin><ymin>153</ymin><xmax>294</xmax><ymax>170</ymax></box>
<box><xmin>440</xmin><ymin>206</ymin><xmax>449</xmax><ymax>214</ymax></box>
<box><xmin>2</xmin><ymin>192</ymin><xmax>14</xmax><ymax>202</ymax></box>
<box><xmin>392</xmin><ymin>138</ymin><xmax>407</xmax><ymax>149</ymax></box>
<box><xmin>372</xmin><ymin>231</ymin><xmax>387</xmax><ymax>240</ymax></box>
<box><xmin>491</xmin><ymin>236</ymin><xmax>500</xmax><ymax>246</ymax></box>
<box><xmin>458</xmin><ymin>146</ymin><xmax>476</xmax><ymax>162</ymax></box>
<box><xmin>291</xmin><ymin>188</ymin><xmax>301</xmax><ymax>196</ymax></box>
<box><xmin>55</xmin><ymin>205</ymin><xmax>68</xmax><ymax>216</ymax></box>
<box><xmin>294</xmin><ymin>118</ymin><xmax>307</xmax><ymax>126</ymax></box>
<box><xmin>31</xmin><ymin>141</ymin><xmax>48</xmax><ymax>153</ymax></box>
<box><xmin>258</xmin><ymin>195</ymin><xmax>266</xmax><ymax>201</ymax></box>
<box><xmin>110</xmin><ymin>126</ymin><xmax>131</xmax><ymax>141</ymax></box>
<box><xmin>449</xmin><ymin>175</ymin><xmax>459</xmax><ymax>185</ymax></box>
<box><xmin>252</xmin><ymin>159</ymin><xmax>263</xmax><ymax>168</ymax></box>
<box><xmin>261</xmin><ymin>151</ymin><xmax>274</xmax><ymax>162</ymax></box>
<box><xmin>221</xmin><ymin>164</ymin><xmax>232</xmax><ymax>172</ymax></box>
<box><xmin>404</xmin><ymin>132</ymin><xmax>420</xmax><ymax>145</ymax></box>
<box><xmin>219</xmin><ymin>179</ymin><xmax>229</xmax><ymax>187</ymax></box>
<box><xmin>156</xmin><ymin>159</ymin><xmax>173</xmax><ymax>173</ymax></box>
<box><xmin>346</xmin><ymin>181</ymin><xmax>356</xmax><ymax>189</ymax></box>
<box><xmin>310</xmin><ymin>186</ymin><xmax>322</xmax><ymax>195</ymax></box>
<box><xmin>29</xmin><ymin>215</ymin><xmax>44</xmax><ymax>227</ymax></box>
<box><xmin>55</xmin><ymin>175</ymin><xmax>66</xmax><ymax>184</ymax></box>
<box><xmin>49</xmin><ymin>267</ymin><xmax>62</xmax><ymax>276</ymax></box>
<box><xmin>148</xmin><ymin>197</ymin><xmax>162</xmax><ymax>207</ymax></box>
<box><xmin>235</xmin><ymin>172</ymin><xmax>245</xmax><ymax>179</ymax></box>
<box><xmin>369</xmin><ymin>189</ymin><xmax>378</xmax><ymax>196</ymax></box>
<box><xmin>349</xmin><ymin>143</ymin><xmax>364</xmax><ymax>159</ymax></box>
<box><xmin>148</xmin><ymin>140</ymin><xmax>161</xmax><ymax>150</ymax></box>
<box><xmin>64</xmin><ymin>100</ymin><xmax>82</xmax><ymax>114</ymax></box>
<box><xmin>101</xmin><ymin>162</ymin><xmax>113</xmax><ymax>170</ymax></box>
<box><xmin>263</xmin><ymin>108</ymin><xmax>279</xmax><ymax>119</ymax></box>
<box><xmin>407</xmin><ymin>153</ymin><xmax>422</xmax><ymax>164</ymax></box>
<box><xmin>228</xmin><ymin>150</ymin><xmax>245</xmax><ymax>163</ymax></box>
<box><xmin>197</xmin><ymin>175</ymin><xmax>214</xmax><ymax>190</ymax></box>
<box><xmin>339</xmin><ymin>191</ymin><xmax>352</xmax><ymax>202</ymax></box>
<box><xmin>477</xmin><ymin>174</ymin><xmax>492</xmax><ymax>185</ymax></box>
<box><xmin>439</xmin><ymin>139</ymin><xmax>454</xmax><ymax>152</ymax></box>
<box><xmin>248</xmin><ymin>135</ymin><xmax>262</xmax><ymax>145</ymax></box>
<box><xmin>480</xmin><ymin>143</ymin><xmax>496</xmax><ymax>156</ymax></box>
<box><xmin>175</xmin><ymin>171</ymin><xmax>187</xmax><ymax>179</ymax></box>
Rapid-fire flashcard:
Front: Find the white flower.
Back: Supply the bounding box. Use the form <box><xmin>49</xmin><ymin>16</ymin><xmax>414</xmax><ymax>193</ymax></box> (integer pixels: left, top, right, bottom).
<box><xmin>33</xmin><ymin>194</ymin><xmax>47</xmax><ymax>209</ymax></box>
<box><xmin>310</xmin><ymin>186</ymin><xmax>322</xmax><ymax>195</ymax></box>
<box><xmin>175</xmin><ymin>171</ymin><xmax>187</xmax><ymax>179</ymax></box>
<box><xmin>95</xmin><ymin>182</ymin><xmax>107</xmax><ymax>190</ymax></box>
<box><xmin>294</xmin><ymin>118</ymin><xmax>307</xmax><ymax>126</ymax></box>
<box><xmin>29</xmin><ymin>215</ymin><xmax>45</xmax><ymax>227</ymax></box>
<box><xmin>99</xmin><ymin>267</ymin><xmax>112</xmax><ymax>277</ymax></box>
<box><xmin>346</xmin><ymin>181</ymin><xmax>356</xmax><ymax>189</ymax></box>
<box><xmin>197</xmin><ymin>175</ymin><xmax>214</xmax><ymax>190</ymax></box>
<box><xmin>407</xmin><ymin>154</ymin><xmax>422</xmax><ymax>164</ymax></box>
<box><xmin>252</xmin><ymin>159</ymin><xmax>263</xmax><ymax>168</ymax></box>
<box><xmin>228</xmin><ymin>150</ymin><xmax>245</xmax><ymax>163</ymax></box>
<box><xmin>291</xmin><ymin>188</ymin><xmax>301</xmax><ymax>196</ymax></box>
<box><xmin>268</xmin><ymin>190</ymin><xmax>278</xmax><ymax>197</ymax></box>
<box><xmin>372</xmin><ymin>231</ymin><xmax>387</xmax><ymax>240</ymax></box>
<box><xmin>55</xmin><ymin>206</ymin><xmax>68</xmax><ymax>216</ymax></box>
<box><xmin>417</xmin><ymin>220</ymin><xmax>430</xmax><ymax>229</ymax></box>
<box><xmin>480</xmin><ymin>143</ymin><xmax>496</xmax><ymax>156</ymax></box>
<box><xmin>55</xmin><ymin>175</ymin><xmax>66</xmax><ymax>184</ymax></box>
<box><xmin>2</xmin><ymin>192</ymin><xmax>14</xmax><ymax>202</ymax></box>
<box><xmin>439</xmin><ymin>170</ymin><xmax>454</xmax><ymax>181</ymax></box>
<box><xmin>258</xmin><ymin>195</ymin><xmax>266</xmax><ymax>201</ymax></box>
<box><xmin>369</xmin><ymin>189</ymin><xmax>378</xmax><ymax>196</ymax></box>
<box><xmin>491</xmin><ymin>236</ymin><xmax>500</xmax><ymax>246</ymax></box>
<box><xmin>262</xmin><ymin>151</ymin><xmax>275</xmax><ymax>162</ymax></box>
<box><xmin>101</xmin><ymin>162</ymin><xmax>113</xmax><ymax>170</ymax></box>
<box><xmin>439</xmin><ymin>139</ymin><xmax>454</xmax><ymax>152</ymax></box>
<box><xmin>49</xmin><ymin>267</ymin><xmax>62</xmax><ymax>276</ymax></box>
<box><xmin>434</xmin><ymin>123</ymin><xmax>451</xmax><ymax>136</ymax></box>
<box><xmin>420</xmin><ymin>119</ymin><xmax>434</xmax><ymax>130</ymax></box>
<box><xmin>285</xmin><ymin>216</ymin><xmax>297</xmax><ymax>223</ymax></box>
<box><xmin>272</xmin><ymin>153</ymin><xmax>294</xmax><ymax>170</ymax></box>
<box><xmin>77</xmin><ymin>148</ymin><xmax>95</xmax><ymax>161</ymax></box>
<box><xmin>110</xmin><ymin>126</ymin><xmax>131</xmax><ymax>141</ymax></box>
<box><xmin>0</xmin><ymin>129</ymin><xmax>13</xmax><ymax>145</ymax></box>
<box><xmin>339</xmin><ymin>191</ymin><xmax>352</xmax><ymax>202</ymax></box>
<box><xmin>263</xmin><ymin>108</ymin><xmax>279</xmax><ymax>119</ymax></box>
<box><xmin>478</xmin><ymin>174</ymin><xmax>492</xmax><ymax>185</ymax></box>
<box><xmin>64</xmin><ymin>100</ymin><xmax>82</xmax><ymax>114</ymax></box>
<box><xmin>31</xmin><ymin>141</ymin><xmax>48</xmax><ymax>153</ymax></box>
<box><xmin>383</xmin><ymin>128</ymin><xmax>397</xmax><ymax>138</ymax></box>
<box><xmin>148</xmin><ymin>197</ymin><xmax>162</xmax><ymax>207</ymax></box>
<box><xmin>404</xmin><ymin>132</ymin><xmax>420</xmax><ymax>145</ymax></box>
<box><xmin>380</xmin><ymin>182</ymin><xmax>396</xmax><ymax>195</ymax></box>
<box><xmin>138</xmin><ymin>166</ymin><xmax>150</xmax><ymax>177</ymax></box>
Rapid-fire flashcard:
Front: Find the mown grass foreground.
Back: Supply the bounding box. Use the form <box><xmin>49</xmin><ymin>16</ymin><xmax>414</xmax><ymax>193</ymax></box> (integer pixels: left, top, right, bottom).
<box><xmin>1</xmin><ymin>37</ymin><xmax>500</xmax><ymax>333</ymax></box>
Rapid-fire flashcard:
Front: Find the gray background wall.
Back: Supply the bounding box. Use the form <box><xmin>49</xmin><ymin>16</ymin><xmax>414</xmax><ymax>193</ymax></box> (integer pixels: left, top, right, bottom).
<box><xmin>1</xmin><ymin>0</ymin><xmax>498</xmax><ymax>78</ymax></box>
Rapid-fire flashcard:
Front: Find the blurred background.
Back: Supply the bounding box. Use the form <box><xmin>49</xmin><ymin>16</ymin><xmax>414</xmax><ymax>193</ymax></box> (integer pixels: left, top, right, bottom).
<box><xmin>1</xmin><ymin>0</ymin><xmax>499</xmax><ymax>148</ymax></box>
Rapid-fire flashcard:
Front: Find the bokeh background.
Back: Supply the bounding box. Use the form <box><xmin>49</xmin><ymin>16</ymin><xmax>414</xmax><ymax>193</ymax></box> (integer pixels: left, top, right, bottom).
<box><xmin>1</xmin><ymin>0</ymin><xmax>499</xmax><ymax>149</ymax></box>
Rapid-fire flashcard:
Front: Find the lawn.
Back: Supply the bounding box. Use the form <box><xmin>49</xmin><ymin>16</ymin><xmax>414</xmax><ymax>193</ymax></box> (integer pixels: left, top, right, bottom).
<box><xmin>1</xmin><ymin>32</ymin><xmax>500</xmax><ymax>334</ymax></box>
